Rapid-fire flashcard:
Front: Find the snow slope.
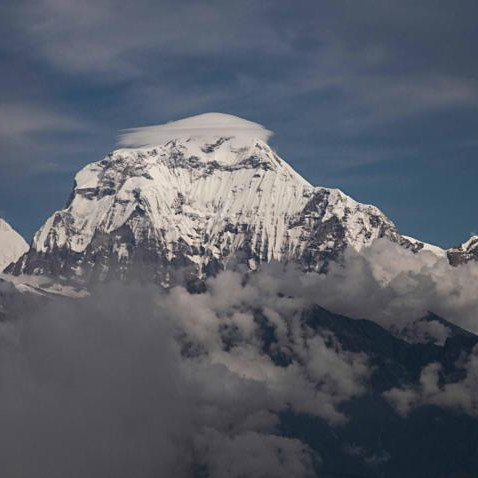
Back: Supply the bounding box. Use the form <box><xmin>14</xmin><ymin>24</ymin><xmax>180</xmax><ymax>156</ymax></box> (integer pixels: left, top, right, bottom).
<box><xmin>402</xmin><ymin>235</ymin><xmax>446</xmax><ymax>258</ymax></box>
<box><xmin>0</xmin><ymin>217</ymin><xmax>28</xmax><ymax>272</ymax></box>
<box><xmin>9</xmin><ymin>113</ymin><xmax>429</xmax><ymax>285</ymax></box>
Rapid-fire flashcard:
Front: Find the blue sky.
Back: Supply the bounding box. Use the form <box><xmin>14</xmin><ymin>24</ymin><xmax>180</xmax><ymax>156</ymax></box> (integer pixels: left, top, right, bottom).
<box><xmin>0</xmin><ymin>0</ymin><xmax>477</xmax><ymax>247</ymax></box>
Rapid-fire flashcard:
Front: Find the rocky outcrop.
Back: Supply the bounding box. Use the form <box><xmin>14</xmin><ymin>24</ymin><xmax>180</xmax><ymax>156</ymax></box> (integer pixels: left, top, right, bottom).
<box><xmin>447</xmin><ymin>236</ymin><xmax>478</xmax><ymax>266</ymax></box>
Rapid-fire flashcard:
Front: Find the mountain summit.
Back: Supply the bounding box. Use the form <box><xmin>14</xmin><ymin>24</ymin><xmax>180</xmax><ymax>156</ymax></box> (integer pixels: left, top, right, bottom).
<box><xmin>9</xmin><ymin>113</ymin><xmax>435</xmax><ymax>285</ymax></box>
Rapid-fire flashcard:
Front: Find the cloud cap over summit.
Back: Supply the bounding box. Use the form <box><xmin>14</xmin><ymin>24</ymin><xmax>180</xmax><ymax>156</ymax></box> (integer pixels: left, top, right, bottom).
<box><xmin>118</xmin><ymin>113</ymin><xmax>273</xmax><ymax>148</ymax></box>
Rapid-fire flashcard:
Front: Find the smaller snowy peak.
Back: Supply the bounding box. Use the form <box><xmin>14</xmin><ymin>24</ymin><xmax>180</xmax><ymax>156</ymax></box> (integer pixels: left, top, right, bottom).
<box><xmin>447</xmin><ymin>235</ymin><xmax>478</xmax><ymax>266</ymax></box>
<box><xmin>401</xmin><ymin>235</ymin><xmax>446</xmax><ymax>258</ymax></box>
<box><xmin>460</xmin><ymin>235</ymin><xmax>478</xmax><ymax>251</ymax></box>
<box><xmin>118</xmin><ymin>112</ymin><xmax>273</xmax><ymax>148</ymax></box>
<box><xmin>0</xmin><ymin>217</ymin><xmax>29</xmax><ymax>272</ymax></box>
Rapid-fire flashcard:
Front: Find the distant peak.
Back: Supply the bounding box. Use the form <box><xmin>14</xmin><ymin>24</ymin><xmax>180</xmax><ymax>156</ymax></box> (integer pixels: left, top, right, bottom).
<box><xmin>0</xmin><ymin>217</ymin><xmax>12</xmax><ymax>231</ymax></box>
<box><xmin>118</xmin><ymin>112</ymin><xmax>273</xmax><ymax>148</ymax></box>
<box><xmin>460</xmin><ymin>235</ymin><xmax>478</xmax><ymax>250</ymax></box>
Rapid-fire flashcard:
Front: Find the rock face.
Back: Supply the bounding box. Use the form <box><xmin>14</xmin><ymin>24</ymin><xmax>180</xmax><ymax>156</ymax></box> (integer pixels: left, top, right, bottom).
<box><xmin>447</xmin><ymin>236</ymin><xmax>478</xmax><ymax>266</ymax></box>
<box><xmin>9</xmin><ymin>113</ymin><xmax>428</xmax><ymax>285</ymax></box>
<box><xmin>0</xmin><ymin>217</ymin><xmax>28</xmax><ymax>272</ymax></box>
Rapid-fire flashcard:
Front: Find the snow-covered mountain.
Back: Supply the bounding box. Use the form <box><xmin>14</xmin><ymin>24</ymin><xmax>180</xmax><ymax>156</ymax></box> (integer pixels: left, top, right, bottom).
<box><xmin>8</xmin><ymin>113</ymin><xmax>435</xmax><ymax>285</ymax></box>
<box><xmin>447</xmin><ymin>236</ymin><xmax>478</xmax><ymax>266</ymax></box>
<box><xmin>0</xmin><ymin>217</ymin><xmax>28</xmax><ymax>272</ymax></box>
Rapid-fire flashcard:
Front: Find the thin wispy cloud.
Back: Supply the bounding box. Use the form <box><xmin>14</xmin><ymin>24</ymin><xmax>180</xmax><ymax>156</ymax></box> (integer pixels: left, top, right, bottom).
<box><xmin>0</xmin><ymin>103</ymin><xmax>86</xmax><ymax>139</ymax></box>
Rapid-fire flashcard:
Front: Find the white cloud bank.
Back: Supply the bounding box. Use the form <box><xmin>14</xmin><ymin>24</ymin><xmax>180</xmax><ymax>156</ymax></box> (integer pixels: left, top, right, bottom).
<box><xmin>240</xmin><ymin>239</ymin><xmax>478</xmax><ymax>340</ymax></box>
<box><xmin>2</xmin><ymin>236</ymin><xmax>478</xmax><ymax>475</ymax></box>
<box><xmin>118</xmin><ymin>112</ymin><xmax>273</xmax><ymax>147</ymax></box>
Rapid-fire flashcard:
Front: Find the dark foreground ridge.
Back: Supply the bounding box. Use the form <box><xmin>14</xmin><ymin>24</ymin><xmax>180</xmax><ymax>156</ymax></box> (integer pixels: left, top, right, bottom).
<box><xmin>282</xmin><ymin>306</ymin><xmax>478</xmax><ymax>478</ymax></box>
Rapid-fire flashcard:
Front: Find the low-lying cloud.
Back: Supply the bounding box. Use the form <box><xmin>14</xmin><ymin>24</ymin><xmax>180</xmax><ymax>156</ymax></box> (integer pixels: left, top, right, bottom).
<box><xmin>0</xmin><ymin>274</ymin><xmax>371</xmax><ymax>477</ymax></box>
<box><xmin>1</xmin><ymin>236</ymin><xmax>478</xmax><ymax>476</ymax></box>
<box><xmin>241</xmin><ymin>239</ymin><xmax>478</xmax><ymax>339</ymax></box>
<box><xmin>384</xmin><ymin>344</ymin><xmax>478</xmax><ymax>417</ymax></box>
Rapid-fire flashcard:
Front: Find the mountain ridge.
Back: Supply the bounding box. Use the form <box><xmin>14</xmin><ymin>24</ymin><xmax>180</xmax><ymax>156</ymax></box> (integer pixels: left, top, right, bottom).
<box><xmin>447</xmin><ymin>235</ymin><xmax>478</xmax><ymax>266</ymax></box>
<box><xmin>6</xmin><ymin>113</ymin><xmax>473</xmax><ymax>285</ymax></box>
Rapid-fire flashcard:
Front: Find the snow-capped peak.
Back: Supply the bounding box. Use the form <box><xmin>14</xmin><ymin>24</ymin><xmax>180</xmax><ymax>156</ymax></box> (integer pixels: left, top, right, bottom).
<box><xmin>0</xmin><ymin>217</ymin><xmax>28</xmax><ymax>272</ymax></box>
<box><xmin>447</xmin><ymin>235</ymin><xmax>478</xmax><ymax>265</ymax></box>
<box><xmin>8</xmin><ymin>113</ymin><xmax>440</xmax><ymax>285</ymax></box>
<box><xmin>118</xmin><ymin>112</ymin><xmax>273</xmax><ymax>149</ymax></box>
<box><xmin>460</xmin><ymin>235</ymin><xmax>478</xmax><ymax>251</ymax></box>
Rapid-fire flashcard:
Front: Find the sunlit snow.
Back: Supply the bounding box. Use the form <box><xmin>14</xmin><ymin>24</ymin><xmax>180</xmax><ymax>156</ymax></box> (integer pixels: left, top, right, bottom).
<box><xmin>0</xmin><ymin>218</ymin><xmax>28</xmax><ymax>272</ymax></box>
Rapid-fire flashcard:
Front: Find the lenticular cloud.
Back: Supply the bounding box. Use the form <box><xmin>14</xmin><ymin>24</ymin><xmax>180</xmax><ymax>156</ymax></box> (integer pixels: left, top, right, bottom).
<box><xmin>118</xmin><ymin>112</ymin><xmax>273</xmax><ymax>147</ymax></box>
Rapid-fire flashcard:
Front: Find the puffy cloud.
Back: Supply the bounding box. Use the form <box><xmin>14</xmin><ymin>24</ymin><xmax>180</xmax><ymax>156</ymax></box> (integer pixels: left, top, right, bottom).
<box><xmin>0</xmin><ymin>283</ymin><xmax>193</xmax><ymax>478</ymax></box>
<box><xmin>241</xmin><ymin>239</ymin><xmax>478</xmax><ymax>339</ymax></box>
<box><xmin>159</xmin><ymin>270</ymin><xmax>372</xmax><ymax>426</ymax></box>
<box><xmin>0</xmin><ymin>274</ymin><xmax>372</xmax><ymax>477</ymax></box>
<box><xmin>2</xmin><ymin>234</ymin><xmax>478</xmax><ymax>476</ymax></box>
<box><xmin>384</xmin><ymin>345</ymin><xmax>478</xmax><ymax>417</ymax></box>
<box><xmin>333</xmin><ymin>240</ymin><xmax>478</xmax><ymax>335</ymax></box>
